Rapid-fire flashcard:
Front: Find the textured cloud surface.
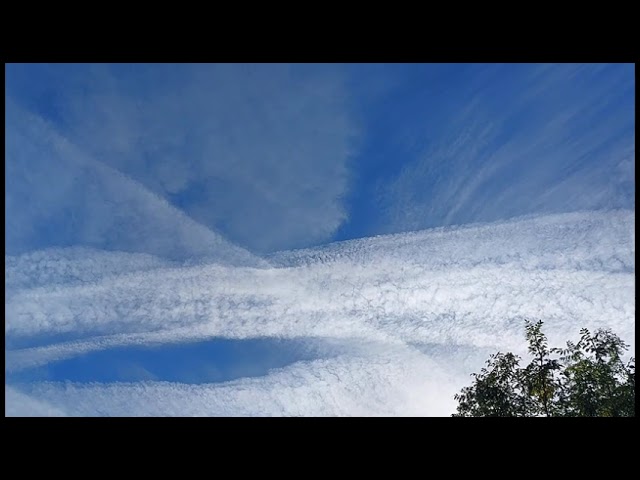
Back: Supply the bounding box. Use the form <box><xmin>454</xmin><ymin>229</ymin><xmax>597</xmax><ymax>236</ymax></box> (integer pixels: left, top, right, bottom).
<box><xmin>5</xmin><ymin>210</ymin><xmax>634</xmax><ymax>416</ymax></box>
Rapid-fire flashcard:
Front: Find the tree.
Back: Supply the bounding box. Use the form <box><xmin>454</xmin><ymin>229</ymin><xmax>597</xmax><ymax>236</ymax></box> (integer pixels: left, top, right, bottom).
<box><xmin>452</xmin><ymin>320</ymin><xmax>635</xmax><ymax>417</ymax></box>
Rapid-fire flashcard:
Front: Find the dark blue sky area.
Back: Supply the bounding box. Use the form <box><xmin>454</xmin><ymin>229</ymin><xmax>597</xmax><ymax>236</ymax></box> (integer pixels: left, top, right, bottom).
<box><xmin>8</xmin><ymin>338</ymin><xmax>328</xmax><ymax>385</ymax></box>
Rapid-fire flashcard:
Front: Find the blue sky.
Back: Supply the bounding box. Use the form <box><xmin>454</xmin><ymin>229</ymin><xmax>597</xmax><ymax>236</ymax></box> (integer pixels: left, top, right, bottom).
<box><xmin>4</xmin><ymin>64</ymin><xmax>635</xmax><ymax>416</ymax></box>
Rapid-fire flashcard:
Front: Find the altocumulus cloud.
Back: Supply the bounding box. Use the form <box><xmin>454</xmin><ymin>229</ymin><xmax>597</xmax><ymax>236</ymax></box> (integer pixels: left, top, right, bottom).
<box><xmin>5</xmin><ymin>210</ymin><xmax>634</xmax><ymax>416</ymax></box>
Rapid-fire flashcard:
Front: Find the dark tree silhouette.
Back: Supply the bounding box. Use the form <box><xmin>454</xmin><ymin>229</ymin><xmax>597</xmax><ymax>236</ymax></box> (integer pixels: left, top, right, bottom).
<box><xmin>453</xmin><ymin>320</ymin><xmax>634</xmax><ymax>417</ymax></box>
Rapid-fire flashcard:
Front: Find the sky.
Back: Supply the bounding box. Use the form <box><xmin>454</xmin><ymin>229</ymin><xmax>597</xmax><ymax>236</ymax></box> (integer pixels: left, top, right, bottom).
<box><xmin>4</xmin><ymin>63</ymin><xmax>635</xmax><ymax>416</ymax></box>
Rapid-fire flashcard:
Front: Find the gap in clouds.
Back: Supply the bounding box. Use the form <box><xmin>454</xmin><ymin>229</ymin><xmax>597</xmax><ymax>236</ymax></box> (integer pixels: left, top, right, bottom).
<box><xmin>7</xmin><ymin>337</ymin><xmax>342</xmax><ymax>385</ymax></box>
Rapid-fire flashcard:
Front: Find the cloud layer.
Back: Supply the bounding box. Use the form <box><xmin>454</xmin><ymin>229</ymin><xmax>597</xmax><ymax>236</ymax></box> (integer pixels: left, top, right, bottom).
<box><xmin>6</xmin><ymin>210</ymin><xmax>635</xmax><ymax>416</ymax></box>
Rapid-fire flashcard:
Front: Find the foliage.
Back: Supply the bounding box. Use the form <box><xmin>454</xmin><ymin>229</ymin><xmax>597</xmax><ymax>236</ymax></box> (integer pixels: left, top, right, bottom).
<box><xmin>453</xmin><ymin>320</ymin><xmax>635</xmax><ymax>417</ymax></box>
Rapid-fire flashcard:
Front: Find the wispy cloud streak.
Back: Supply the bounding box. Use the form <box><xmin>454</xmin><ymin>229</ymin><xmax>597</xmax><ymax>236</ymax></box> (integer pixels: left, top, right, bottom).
<box><xmin>5</xmin><ymin>100</ymin><xmax>265</xmax><ymax>265</ymax></box>
<box><xmin>378</xmin><ymin>64</ymin><xmax>634</xmax><ymax>234</ymax></box>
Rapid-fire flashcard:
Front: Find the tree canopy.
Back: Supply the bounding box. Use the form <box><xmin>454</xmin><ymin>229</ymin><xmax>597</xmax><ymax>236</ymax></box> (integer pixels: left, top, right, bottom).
<box><xmin>453</xmin><ymin>320</ymin><xmax>635</xmax><ymax>417</ymax></box>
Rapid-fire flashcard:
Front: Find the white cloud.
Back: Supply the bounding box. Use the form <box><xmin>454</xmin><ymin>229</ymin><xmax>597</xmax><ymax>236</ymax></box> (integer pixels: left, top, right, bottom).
<box><xmin>5</xmin><ymin>100</ymin><xmax>266</xmax><ymax>266</ymax></box>
<box><xmin>10</xmin><ymin>64</ymin><xmax>358</xmax><ymax>253</ymax></box>
<box><xmin>5</xmin><ymin>385</ymin><xmax>68</xmax><ymax>417</ymax></box>
<box><xmin>5</xmin><ymin>210</ymin><xmax>635</xmax><ymax>416</ymax></box>
<box><xmin>12</xmin><ymin>347</ymin><xmax>460</xmax><ymax>417</ymax></box>
<box><xmin>5</xmin><ymin>247</ymin><xmax>174</xmax><ymax>292</ymax></box>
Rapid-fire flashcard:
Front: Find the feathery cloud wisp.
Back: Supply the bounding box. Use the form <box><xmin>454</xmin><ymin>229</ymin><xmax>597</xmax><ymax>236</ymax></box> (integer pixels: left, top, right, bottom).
<box><xmin>376</xmin><ymin>64</ymin><xmax>634</xmax><ymax>235</ymax></box>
